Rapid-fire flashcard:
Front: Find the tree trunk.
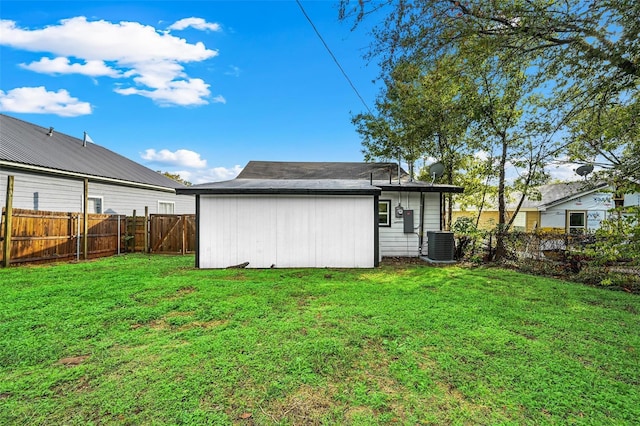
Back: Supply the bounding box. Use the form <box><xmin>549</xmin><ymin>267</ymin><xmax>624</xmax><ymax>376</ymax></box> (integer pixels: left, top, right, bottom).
<box><xmin>494</xmin><ymin>139</ymin><xmax>509</xmax><ymax>260</ymax></box>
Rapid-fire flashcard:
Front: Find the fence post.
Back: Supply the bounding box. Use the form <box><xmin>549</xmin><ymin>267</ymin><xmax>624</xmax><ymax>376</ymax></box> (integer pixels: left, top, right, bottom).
<box><xmin>83</xmin><ymin>178</ymin><xmax>89</xmax><ymax>260</ymax></box>
<box><xmin>131</xmin><ymin>209</ymin><xmax>137</xmax><ymax>252</ymax></box>
<box><xmin>76</xmin><ymin>213</ymin><xmax>81</xmax><ymax>262</ymax></box>
<box><xmin>144</xmin><ymin>206</ymin><xmax>149</xmax><ymax>253</ymax></box>
<box><xmin>117</xmin><ymin>215</ymin><xmax>121</xmax><ymax>255</ymax></box>
<box><xmin>182</xmin><ymin>215</ymin><xmax>187</xmax><ymax>255</ymax></box>
<box><xmin>2</xmin><ymin>175</ymin><xmax>14</xmax><ymax>267</ymax></box>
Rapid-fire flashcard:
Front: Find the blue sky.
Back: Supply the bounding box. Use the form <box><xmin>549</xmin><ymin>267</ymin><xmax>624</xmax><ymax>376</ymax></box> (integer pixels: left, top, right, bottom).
<box><xmin>1</xmin><ymin>1</ymin><xmax>383</xmax><ymax>184</ymax></box>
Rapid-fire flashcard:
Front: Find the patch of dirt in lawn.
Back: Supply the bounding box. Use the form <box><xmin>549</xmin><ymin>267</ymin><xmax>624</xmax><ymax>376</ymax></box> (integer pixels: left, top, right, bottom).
<box><xmin>262</xmin><ymin>384</ymin><xmax>338</xmax><ymax>424</ymax></box>
<box><xmin>57</xmin><ymin>355</ymin><xmax>90</xmax><ymax>366</ymax></box>
<box><xmin>173</xmin><ymin>285</ymin><xmax>197</xmax><ymax>297</ymax></box>
<box><xmin>380</xmin><ymin>257</ymin><xmax>430</xmax><ymax>267</ymax></box>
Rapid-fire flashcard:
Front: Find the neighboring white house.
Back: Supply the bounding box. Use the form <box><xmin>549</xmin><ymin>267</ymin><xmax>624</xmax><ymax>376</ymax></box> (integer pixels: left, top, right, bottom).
<box><xmin>452</xmin><ymin>181</ymin><xmax>640</xmax><ymax>233</ymax></box>
<box><xmin>0</xmin><ymin>114</ymin><xmax>194</xmax><ymax>215</ymax></box>
<box><xmin>177</xmin><ymin>161</ymin><xmax>464</xmax><ymax>268</ymax></box>
<box><xmin>535</xmin><ymin>182</ymin><xmax>639</xmax><ymax>233</ymax></box>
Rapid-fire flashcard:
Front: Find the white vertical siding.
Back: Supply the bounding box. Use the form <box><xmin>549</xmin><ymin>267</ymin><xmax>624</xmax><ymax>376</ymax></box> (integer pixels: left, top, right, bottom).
<box><xmin>0</xmin><ymin>169</ymin><xmax>193</xmax><ymax>214</ymax></box>
<box><xmin>198</xmin><ymin>194</ymin><xmax>375</xmax><ymax>268</ymax></box>
<box><xmin>379</xmin><ymin>191</ymin><xmax>441</xmax><ymax>257</ymax></box>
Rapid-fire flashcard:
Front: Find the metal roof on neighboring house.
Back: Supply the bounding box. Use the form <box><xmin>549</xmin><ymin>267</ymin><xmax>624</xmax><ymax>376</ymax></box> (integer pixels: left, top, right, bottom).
<box><xmin>0</xmin><ymin>114</ymin><xmax>185</xmax><ymax>190</ymax></box>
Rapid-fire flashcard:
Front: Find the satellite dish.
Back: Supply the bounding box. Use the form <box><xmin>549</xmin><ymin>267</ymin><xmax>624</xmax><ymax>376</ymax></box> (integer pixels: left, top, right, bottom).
<box><xmin>429</xmin><ymin>162</ymin><xmax>445</xmax><ymax>185</ymax></box>
<box><xmin>575</xmin><ymin>164</ymin><xmax>594</xmax><ymax>178</ymax></box>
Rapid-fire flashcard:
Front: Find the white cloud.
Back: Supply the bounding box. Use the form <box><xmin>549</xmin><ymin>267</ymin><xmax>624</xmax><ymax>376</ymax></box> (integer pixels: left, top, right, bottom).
<box><xmin>20</xmin><ymin>57</ymin><xmax>120</xmax><ymax>77</ymax></box>
<box><xmin>167</xmin><ymin>165</ymin><xmax>243</xmax><ymax>185</ymax></box>
<box><xmin>116</xmin><ymin>78</ymin><xmax>211</xmax><ymax>106</ymax></box>
<box><xmin>168</xmin><ymin>18</ymin><xmax>221</xmax><ymax>32</ymax></box>
<box><xmin>0</xmin><ymin>86</ymin><xmax>92</xmax><ymax>116</ymax></box>
<box><xmin>141</xmin><ymin>148</ymin><xmax>207</xmax><ymax>168</ymax></box>
<box><xmin>190</xmin><ymin>165</ymin><xmax>244</xmax><ymax>184</ymax></box>
<box><xmin>546</xmin><ymin>157</ymin><xmax>600</xmax><ymax>182</ymax></box>
<box><xmin>0</xmin><ymin>17</ymin><xmax>221</xmax><ymax>106</ymax></box>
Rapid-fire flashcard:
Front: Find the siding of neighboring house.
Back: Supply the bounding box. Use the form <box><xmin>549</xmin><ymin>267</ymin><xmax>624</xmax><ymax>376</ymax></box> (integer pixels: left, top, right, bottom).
<box><xmin>89</xmin><ymin>181</ymin><xmax>193</xmax><ymax>214</ymax></box>
<box><xmin>1</xmin><ymin>169</ymin><xmax>193</xmax><ymax>215</ymax></box>
<box><xmin>452</xmin><ymin>210</ymin><xmax>541</xmax><ymax>232</ymax></box>
<box><xmin>379</xmin><ymin>191</ymin><xmax>440</xmax><ymax>257</ymax></box>
<box><xmin>198</xmin><ymin>194</ymin><xmax>376</xmax><ymax>268</ymax></box>
<box><xmin>1</xmin><ymin>169</ymin><xmax>83</xmax><ymax>212</ymax></box>
<box><xmin>526</xmin><ymin>211</ymin><xmax>541</xmax><ymax>230</ymax></box>
<box><xmin>540</xmin><ymin>191</ymin><xmax>615</xmax><ymax>232</ymax></box>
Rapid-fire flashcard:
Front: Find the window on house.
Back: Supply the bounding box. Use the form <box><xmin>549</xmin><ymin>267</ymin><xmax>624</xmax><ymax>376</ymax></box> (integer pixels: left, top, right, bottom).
<box><xmin>87</xmin><ymin>197</ymin><xmax>103</xmax><ymax>214</ymax></box>
<box><xmin>513</xmin><ymin>212</ymin><xmax>526</xmax><ymax>232</ymax></box>
<box><xmin>158</xmin><ymin>201</ymin><xmax>175</xmax><ymax>214</ymax></box>
<box><xmin>568</xmin><ymin>211</ymin><xmax>585</xmax><ymax>234</ymax></box>
<box><xmin>379</xmin><ymin>200</ymin><xmax>391</xmax><ymax>227</ymax></box>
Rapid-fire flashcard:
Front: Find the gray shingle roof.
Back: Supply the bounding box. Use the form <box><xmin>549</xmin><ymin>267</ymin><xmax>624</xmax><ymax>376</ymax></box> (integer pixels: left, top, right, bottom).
<box><xmin>178</xmin><ymin>161</ymin><xmax>464</xmax><ymax>195</ymax></box>
<box><xmin>237</xmin><ymin>161</ymin><xmax>408</xmax><ymax>181</ymax></box>
<box><xmin>0</xmin><ymin>114</ymin><xmax>184</xmax><ymax>189</ymax></box>
<box><xmin>517</xmin><ymin>181</ymin><xmax>609</xmax><ymax>209</ymax></box>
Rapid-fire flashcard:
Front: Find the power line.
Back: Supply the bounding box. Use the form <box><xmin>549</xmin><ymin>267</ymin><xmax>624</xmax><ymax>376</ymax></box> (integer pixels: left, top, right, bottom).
<box><xmin>295</xmin><ymin>0</ymin><xmax>373</xmax><ymax>115</ymax></box>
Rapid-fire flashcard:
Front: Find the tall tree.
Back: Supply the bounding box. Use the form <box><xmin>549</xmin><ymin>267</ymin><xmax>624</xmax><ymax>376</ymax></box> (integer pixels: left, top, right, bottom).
<box><xmin>353</xmin><ymin>55</ymin><xmax>474</xmax><ymax>228</ymax></box>
<box><xmin>340</xmin><ymin>0</ymin><xmax>640</xmax><ymax>182</ymax></box>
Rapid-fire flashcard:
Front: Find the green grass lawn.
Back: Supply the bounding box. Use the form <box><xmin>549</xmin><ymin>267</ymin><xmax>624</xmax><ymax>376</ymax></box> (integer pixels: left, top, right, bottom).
<box><xmin>1</xmin><ymin>255</ymin><xmax>639</xmax><ymax>425</ymax></box>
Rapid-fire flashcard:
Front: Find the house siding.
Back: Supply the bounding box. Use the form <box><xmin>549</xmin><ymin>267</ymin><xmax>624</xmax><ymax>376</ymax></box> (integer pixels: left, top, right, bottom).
<box><xmin>540</xmin><ymin>192</ymin><xmax>615</xmax><ymax>231</ymax></box>
<box><xmin>89</xmin><ymin>181</ymin><xmax>193</xmax><ymax>215</ymax></box>
<box><xmin>379</xmin><ymin>191</ymin><xmax>440</xmax><ymax>257</ymax></box>
<box><xmin>452</xmin><ymin>210</ymin><xmax>540</xmax><ymax>232</ymax></box>
<box><xmin>198</xmin><ymin>194</ymin><xmax>375</xmax><ymax>268</ymax></box>
<box><xmin>1</xmin><ymin>169</ymin><xmax>193</xmax><ymax>215</ymax></box>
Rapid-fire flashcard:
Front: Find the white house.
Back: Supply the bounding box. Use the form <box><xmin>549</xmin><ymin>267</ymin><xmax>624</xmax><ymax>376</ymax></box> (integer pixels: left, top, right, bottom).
<box><xmin>453</xmin><ymin>181</ymin><xmax>640</xmax><ymax>233</ymax></box>
<box><xmin>0</xmin><ymin>114</ymin><xmax>194</xmax><ymax>215</ymax></box>
<box><xmin>535</xmin><ymin>182</ymin><xmax>639</xmax><ymax>233</ymax></box>
<box><xmin>177</xmin><ymin>161</ymin><xmax>463</xmax><ymax>268</ymax></box>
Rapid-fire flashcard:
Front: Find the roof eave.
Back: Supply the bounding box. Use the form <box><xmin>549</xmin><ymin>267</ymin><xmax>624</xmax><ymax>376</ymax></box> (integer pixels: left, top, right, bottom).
<box><xmin>1</xmin><ymin>160</ymin><xmax>180</xmax><ymax>193</ymax></box>
<box><xmin>538</xmin><ymin>182</ymin><xmax>610</xmax><ymax>210</ymax></box>
<box><xmin>377</xmin><ymin>184</ymin><xmax>464</xmax><ymax>193</ymax></box>
<box><xmin>177</xmin><ymin>187</ymin><xmax>381</xmax><ymax>196</ymax></box>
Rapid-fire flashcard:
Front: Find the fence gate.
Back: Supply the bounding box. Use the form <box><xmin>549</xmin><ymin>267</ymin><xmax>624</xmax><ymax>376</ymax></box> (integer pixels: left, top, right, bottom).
<box><xmin>149</xmin><ymin>214</ymin><xmax>195</xmax><ymax>254</ymax></box>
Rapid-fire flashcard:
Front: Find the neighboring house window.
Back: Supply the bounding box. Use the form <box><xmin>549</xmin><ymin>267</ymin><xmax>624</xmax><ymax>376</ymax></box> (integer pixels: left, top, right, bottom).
<box><xmin>158</xmin><ymin>201</ymin><xmax>175</xmax><ymax>214</ymax></box>
<box><xmin>87</xmin><ymin>196</ymin><xmax>103</xmax><ymax>214</ymax></box>
<box><xmin>513</xmin><ymin>212</ymin><xmax>526</xmax><ymax>232</ymax></box>
<box><xmin>379</xmin><ymin>200</ymin><xmax>391</xmax><ymax>227</ymax></box>
<box><xmin>568</xmin><ymin>211</ymin><xmax>585</xmax><ymax>234</ymax></box>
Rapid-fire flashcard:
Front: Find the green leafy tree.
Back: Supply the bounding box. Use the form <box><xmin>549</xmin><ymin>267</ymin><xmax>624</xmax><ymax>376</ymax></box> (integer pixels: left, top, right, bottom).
<box><xmin>340</xmin><ymin>0</ymin><xmax>640</xmax><ymax>183</ymax></box>
<box><xmin>159</xmin><ymin>171</ymin><xmax>192</xmax><ymax>187</ymax></box>
<box><xmin>354</xmin><ymin>55</ymin><xmax>475</xmax><ymax>228</ymax></box>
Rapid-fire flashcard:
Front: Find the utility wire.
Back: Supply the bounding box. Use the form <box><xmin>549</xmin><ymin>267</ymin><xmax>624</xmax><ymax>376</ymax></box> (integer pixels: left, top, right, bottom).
<box><xmin>296</xmin><ymin>0</ymin><xmax>373</xmax><ymax>115</ymax></box>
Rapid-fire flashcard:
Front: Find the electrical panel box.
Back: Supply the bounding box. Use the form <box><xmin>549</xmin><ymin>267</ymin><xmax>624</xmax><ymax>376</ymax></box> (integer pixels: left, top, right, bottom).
<box><xmin>403</xmin><ymin>209</ymin><xmax>414</xmax><ymax>233</ymax></box>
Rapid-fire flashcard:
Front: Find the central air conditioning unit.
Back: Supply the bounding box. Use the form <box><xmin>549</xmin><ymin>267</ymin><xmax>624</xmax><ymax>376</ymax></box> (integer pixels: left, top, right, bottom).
<box><xmin>427</xmin><ymin>231</ymin><xmax>455</xmax><ymax>262</ymax></box>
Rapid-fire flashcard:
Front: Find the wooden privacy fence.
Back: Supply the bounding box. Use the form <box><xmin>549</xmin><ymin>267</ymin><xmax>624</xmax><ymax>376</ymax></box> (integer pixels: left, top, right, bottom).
<box><xmin>149</xmin><ymin>214</ymin><xmax>196</xmax><ymax>255</ymax></box>
<box><xmin>1</xmin><ymin>208</ymin><xmax>196</xmax><ymax>266</ymax></box>
<box><xmin>0</xmin><ymin>208</ymin><xmax>126</xmax><ymax>265</ymax></box>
